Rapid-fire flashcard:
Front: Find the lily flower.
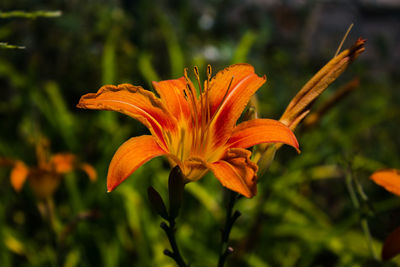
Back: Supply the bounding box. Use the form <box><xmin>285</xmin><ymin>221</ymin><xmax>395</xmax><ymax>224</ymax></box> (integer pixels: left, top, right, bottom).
<box><xmin>0</xmin><ymin>138</ymin><xmax>96</xmax><ymax>200</ymax></box>
<box><xmin>77</xmin><ymin>64</ymin><xmax>299</xmax><ymax>198</ymax></box>
<box><xmin>370</xmin><ymin>169</ymin><xmax>400</xmax><ymax>261</ymax></box>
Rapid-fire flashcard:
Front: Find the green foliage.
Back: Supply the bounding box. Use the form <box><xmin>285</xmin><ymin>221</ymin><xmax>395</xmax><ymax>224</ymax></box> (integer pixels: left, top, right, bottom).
<box><xmin>0</xmin><ymin>10</ymin><xmax>61</xmax><ymax>19</ymax></box>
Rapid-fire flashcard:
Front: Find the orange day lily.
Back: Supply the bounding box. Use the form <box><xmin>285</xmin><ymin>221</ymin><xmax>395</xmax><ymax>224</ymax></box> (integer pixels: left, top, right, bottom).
<box><xmin>77</xmin><ymin>64</ymin><xmax>299</xmax><ymax>198</ymax></box>
<box><xmin>0</xmin><ymin>138</ymin><xmax>97</xmax><ymax>200</ymax></box>
<box><xmin>370</xmin><ymin>169</ymin><xmax>400</xmax><ymax>261</ymax></box>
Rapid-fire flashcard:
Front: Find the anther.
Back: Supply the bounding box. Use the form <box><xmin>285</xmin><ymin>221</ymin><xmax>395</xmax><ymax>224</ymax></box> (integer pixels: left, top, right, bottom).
<box><xmin>194</xmin><ymin>66</ymin><xmax>200</xmax><ymax>79</ymax></box>
<box><xmin>184</xmin><ymin>68</ymin><xmax>189</xmax><ymax>81</ymax></box>
<box><xmin>207</xmin><ymin>64</ymin><xmax>212</xmax><ymax>79</ymax></box>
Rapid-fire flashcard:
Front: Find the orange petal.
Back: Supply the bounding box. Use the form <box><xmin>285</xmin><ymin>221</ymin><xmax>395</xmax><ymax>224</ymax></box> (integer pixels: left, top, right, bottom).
<box><xmin>382</xmin><ymin>226</ymin><xmax>400</xmax><ymax>261</ymax></box>
<box><xmin>208</xmin><ymin>148</ymin><xmax>258</xmax><ymax>198</ymax></box>
<box><xmin>107</xmin><ymin>135</ymin><xmax>167</xmax><ymax>192</ymax></box>
<box><xmin>226</xmin><ymin>119</ymin><xmax>300</xmax><ymax>152</ymax></box>
<box><xmin>370</xmin><ymin>169</ymin><xmax>400</xmax><ymax>196</ymax></box>
<box><xmin>208</xmin><ymin>64</ymin><xmax>266</xmax><ymax>148</ymax></box>
<box><xmin>77</xmin><ymin>84</ymin><xmax>177</xmax><ymax>149</ymax></box>
<box><xmin>80</xmin><ymin>163</ymin><xmax>97</xmax><ymax>182</ymax></box>
<box><xmin>152</xmin><ymin>77</ymin><xmax>191</xmax><ymax>121</ymax></box>
<box><xmin>10</xmin><ymin>161</ymin><xmax>29</xmax><ymax>192</ymax></box>
<box><xmin>207</xmin><ymin>64</ymin><xmax>261</xmax><ymax>116</ymax></box>
<box><xmin>50</xmin><ymin>153</ymin><xmax>76</xmax><ymax>173</ymax></box>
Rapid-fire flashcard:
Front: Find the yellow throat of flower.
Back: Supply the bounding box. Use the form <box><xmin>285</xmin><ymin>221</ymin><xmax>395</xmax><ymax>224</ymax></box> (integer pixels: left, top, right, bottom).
<box><xmin>167</xmin><ymin>65</ymin><xmax>232</xmax><ymax>179</ymax></box>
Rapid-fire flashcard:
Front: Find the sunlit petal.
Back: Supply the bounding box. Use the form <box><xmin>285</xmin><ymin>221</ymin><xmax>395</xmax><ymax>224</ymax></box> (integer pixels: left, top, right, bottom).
<box><xmin>208</xmin><ymin>64</ymin><xmax>266</xmax><ymax>148</ymax></box>
<box><xmin>77</xmin><ymin>84</ymin><xmax>177</xmax><ymax>149</ymax></box>
<box><xmin>207</xmin><ymin>64</ymin><xmax>261</xmax><ymax>116</ymax></box>
<box><xmin>152</xmin><ymin>77</ymin><xmax>191</xmax><ymax>121</ymax></box>
<box><xmin>107</xmin><ymin>135</ymin><xmax>167</xmax><ymax>192</ymax></box>
<box><xmin>10</xmin><ymin>161</ymin><xmax>29</xmax><ymax>192</ymax></box>
<box><xmin>370</xmin><ymin>169</ymin><xmax>400</xmax><ymax>196</ymax></box>
<box><xmin>208</xmin><ymin>148</ymin><xmax>258</xmax><ymax>198</ymax></box>
<box><xmin>227</xmin><ymin>119</ymin><xmax>299</xmax><ymax>152</ymax></box>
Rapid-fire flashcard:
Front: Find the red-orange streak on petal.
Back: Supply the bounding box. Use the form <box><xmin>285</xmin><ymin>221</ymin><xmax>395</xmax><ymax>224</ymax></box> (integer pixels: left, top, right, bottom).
<box><xmin>207</xmin><ymin>64</ymin><xmax>258</xmax><ymax>117</ymax></box>
<box><xmin>208</xmin><ymin>148</ymin><xmax>258</xmax><ymax>198</ymax></box>
<box><xmin>227</xmin><ymin>119</ymin><xmax>300</xmax><ymax>152</ymax></box>
<box><xmin>77</xmin><ymin>84</ymin><xmax>176</xmax><ymax>150</ymax></box>
<box><xmin>10</xmin><ymin>161</ymin><xmax>29</xmax><ymax>192</ymax></box>
<box><xmin>211</xmin><ymin>73</ymin><xmax>266</xmax><ymax>148</ymax></box>
<box><xmin>382</xmin><ymin>226</ymin><xmax>400</xmax><ymax>261</ymax></box>
<box><xmin>370</xmin><ymin>169</ymin><xmax>400</xmax><ymax>196</ymax></box>
<box><xmin>107</xmin><ymin>135</ymin><xmax>167</xmax><ymax>192</ymax></box>
<box><xmin>152</xmin><ymin>77</ymin><xmax>190</xmax><ymax>121</ymax></box>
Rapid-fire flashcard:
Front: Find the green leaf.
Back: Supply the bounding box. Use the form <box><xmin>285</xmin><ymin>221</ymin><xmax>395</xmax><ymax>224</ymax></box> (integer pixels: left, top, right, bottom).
<box><xmin>231</xmin><ymin>30</ymin><xmax>257</xmax><ymax>64</ymax></box>
<box><xmin>0</xmin><ymin>10</ymin><xmax>62</xmax><ymax>19</ymax></box>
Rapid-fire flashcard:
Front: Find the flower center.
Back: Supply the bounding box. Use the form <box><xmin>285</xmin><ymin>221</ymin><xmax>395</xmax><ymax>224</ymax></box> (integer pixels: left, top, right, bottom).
<box><xmin>172</xmin><ymin>65</ymin><xmax>233</xmax><ymax>164</ymax></box>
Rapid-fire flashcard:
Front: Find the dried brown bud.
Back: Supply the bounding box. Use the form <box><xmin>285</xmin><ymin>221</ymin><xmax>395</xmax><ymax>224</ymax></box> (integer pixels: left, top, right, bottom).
<box><xmin>280</xmin><ymin>38</ymin><xmax>365</xmax><ymax>131</ymax></box>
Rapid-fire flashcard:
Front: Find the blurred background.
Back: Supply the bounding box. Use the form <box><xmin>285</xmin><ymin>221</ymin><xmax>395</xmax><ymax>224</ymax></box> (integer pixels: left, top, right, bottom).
<box><xmin>0</xmin><ymin>0</ymin><xmax>399</xmax><ymax>266</ymax></box>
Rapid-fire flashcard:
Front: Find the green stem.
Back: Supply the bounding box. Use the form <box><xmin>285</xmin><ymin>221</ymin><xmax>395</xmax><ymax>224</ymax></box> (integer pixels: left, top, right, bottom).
<box><xmin>161</xmin><ymin>219</ymin><xmax>188</xmax><ymax>267</ymax></box>
<box><xmin>218</xmin><ymin>190</ymin><xmax>241</xmax><ymax>267</ymax></box>
<box><xmin>345</xmin><ymin>172</ymin><xmax>360</xmax><ymax>209</ymax></box>
<box><xmin>345</xmin><ymin>168</ymin><xmax>378</xmax><ymax>260</ymax></box>
<box><xmin>360</xmin><ymin>218</ymin><xmax>378</xmax><ymax>260</ymax></box>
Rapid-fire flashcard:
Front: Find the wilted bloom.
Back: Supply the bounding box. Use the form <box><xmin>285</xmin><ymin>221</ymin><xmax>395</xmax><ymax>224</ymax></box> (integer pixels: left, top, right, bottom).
<box><xmin>0</xmin><ymin>138</ymin><xmax>96</xmax><ymax>200</ymax></box>
<box><xmin>370</xmin><ymin>169</ymin><xmax>400</xmax><ymax>261</ymax></box>
<box><xmin>77</xmin><ymin>64</ymin><xmax>299</xmax><ymax>198</ymax></box>
<box><xmin>279</xmin><ymin>38</ymin><xmax>365</xmax><ymax>131</ymax></box>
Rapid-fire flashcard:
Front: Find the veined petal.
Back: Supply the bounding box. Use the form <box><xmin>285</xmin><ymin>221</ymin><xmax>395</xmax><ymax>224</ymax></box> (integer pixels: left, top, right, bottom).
<box><xmin>208</xmin><ymin>65</ymin><xmax>266</xmax><ymax>148</ymax></box>
<box><xmin>208</xmin><ymin>148</ymin><xmax>258</xmax><ymax>198</ymax></box>
<box><xmin>227</xmin><ymin>119</ymin><xmax>300</xmax><ymax>152</ymax></box>
<box><xmin>370</xmin><ymin>169</ymin><xmax>400</xmax><ymax>196</ymax></box>
<box><xmin>10</xmin><ymin>161</ymin><xmax>29</xmax><ymax>192</ymax></box>
<box><xmin>77</xmin><ymin>84</ymin><xmax>177</xmax><ymax>149</ymax></box>
<box><xmin>152</xmin><ymin>77</ymin><xmax>191</xmax><ymax>121</ymax></box>
<box><xmin>107</xmin><ymin>135</ymin><xmax>167</xmax><ymax>192</ymax></box>
<box><xmin>207</xmin><ymin>64</ymin><xmax>261</xmax><ymax>116</ymax></box>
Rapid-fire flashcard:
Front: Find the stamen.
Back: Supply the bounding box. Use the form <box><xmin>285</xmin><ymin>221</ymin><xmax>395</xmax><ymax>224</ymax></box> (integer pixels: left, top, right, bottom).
<box><xmin>182</xmin><ymin>88</ymin><xmax>188</xmax><ymax>99</ymax></box>
<box><xmin>205</xmin><ymin>65</ymin><xmax>212</xmax><ymax>122</ymax></box>
<box><xmin>194</xmin><ymin>66</ymin><xmax>200</xmax><ymax>89</ymax></box>
<box><xmin>193</xmin><ymin>66</ymin><xmax>207</xmax><ymax>141</ymax></box>
<box><xmin>164</xmin><ymin>131</ymin><xmax>173</xmax><ymax>149</ymax></box>
<box><xmin>185</xmin><ymin>83</ymin><xmax>199</xmax><ymax>149</ymax></box>
<box><xmin>201</xmin><ymin>75</ymin><xmax>234</xmax><ymax>145</ymax></box>
<box><xmin>210</xmin><ymin>75</ymin><xmax>234</xmax><ymax>123</ymax></box>
<box><xmin>207</xmin><ymin>65</ymin><xmax>212</xmax><ymax>78</ymax></box>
